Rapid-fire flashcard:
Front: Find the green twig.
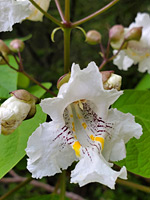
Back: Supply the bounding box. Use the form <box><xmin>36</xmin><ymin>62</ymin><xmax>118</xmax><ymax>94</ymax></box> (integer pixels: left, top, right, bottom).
<box><xmin>117</xmin><ymin>179</ymin><xmax>150</xmax><ymax>193</ymax></box>
<box><xmin>64</xmin><ymin>28</ymin><xmax>71</xmax><ymax>73</ymax></box>
<box><xmin>28</xmin><ymin>0</ymin><xmax>62</xmax><ymax>27</ymax></box>
<box><xmin>60</xmin><ymin>171</ymin><xmax>66</xmax><ymax>200</ymax></box>
<box><xmin>0</xmin><ymin>177</ymin><xmax>32</xmax><ymax>200</ymax></box>
<box><xmin>65</xmin><ymin>0</ymin><xmax>70</xmax><ymax>23</ymax></box>
<box><xmin>72</xmin><ymin>0</ymin><xmax>120</xmax><ymax>27</ymax></box>
<box><xmin>55</xmin><ymin>0</ymin><xmax>66</xmax><ymax>23</ymax></box>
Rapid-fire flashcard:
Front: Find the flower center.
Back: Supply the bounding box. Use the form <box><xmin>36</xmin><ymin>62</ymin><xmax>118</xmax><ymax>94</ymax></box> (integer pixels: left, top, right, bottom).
<box><xmin>63</xmin><ymin>100</ymin><xmax>111</xmax><ymax>157</ymax></box>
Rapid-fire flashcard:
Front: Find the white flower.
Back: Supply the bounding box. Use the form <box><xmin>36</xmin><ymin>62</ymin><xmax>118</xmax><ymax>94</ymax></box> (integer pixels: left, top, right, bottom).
<box><xmin>113</xmin><ymin>13</ymin><xmax>150</xmax><ymax>73</ymax></box>
<box><xmin>26</xmin><ymin>62</ymin><xmax>142</xmax><ymax>189</ymax></box>
<box><xmin>0</xmin><ymin>89</ymin><xmax>38</xmax><ymax>135</ymax></box>
<box><xmin>0</xmin><ymin>0</ymin><xmax>51</xmax><ymax>32</ymax></box>
<box><xmin>27</xmin><ymin>0</ymin><xmax>51</xmax><ymax>21</ymax></box>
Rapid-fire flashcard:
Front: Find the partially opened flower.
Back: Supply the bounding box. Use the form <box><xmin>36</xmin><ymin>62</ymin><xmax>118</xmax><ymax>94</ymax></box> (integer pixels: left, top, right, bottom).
<box><xmin>113</xmin><ymin>13</ymin><xmax>150</xmax><ymax>73</ymax></box>
<box><xmin>0</xmin><ymin>0</ymin><xmax>51</xmax><ymax>32</ymax></box>
<box><xmin>0</xmin><ymin>89</ymin><xmax>39</xmax><ymax>135</ymax></box>
<box><xmin>26</xmin><ymin>62</ymin><xmax>142</xmax><ymax>189</ymax></box>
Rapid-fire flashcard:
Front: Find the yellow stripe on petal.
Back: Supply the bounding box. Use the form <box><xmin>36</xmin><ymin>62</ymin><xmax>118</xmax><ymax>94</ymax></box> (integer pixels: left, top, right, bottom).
<box><xmin>73</xmin><ymin>141</ymin><xmax>81</xmax><ymax>157</ymax></box>
<box><xmin>72</xmin><ymin>122</ymin><xmax>75</xmax><ymax>132</ymax></box>
<box><xmin>90</xmin><ymin>135</ymin><xmax>104</xmax><ymax>150</ymax></box>
<box><xmin>82</xmin><ymin>122</ymin><xmax>87</xmax><ymax>129</ymax></box>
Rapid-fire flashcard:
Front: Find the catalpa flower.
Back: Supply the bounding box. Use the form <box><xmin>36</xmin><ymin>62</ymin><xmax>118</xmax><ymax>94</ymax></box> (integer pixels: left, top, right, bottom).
<box><xmin>0</xmin><ymin>0</ymin><xmax>51</xmax><ymax>32</ymax></box>
<box><xmin>26</xmin><ymin>62</ymin><xmax>142</xmax><ymax>189</ymax></box>
<box><xmin>113</xmin><ymin>13</ymin><xmax>150</xmax><ymax>73</ymax></box>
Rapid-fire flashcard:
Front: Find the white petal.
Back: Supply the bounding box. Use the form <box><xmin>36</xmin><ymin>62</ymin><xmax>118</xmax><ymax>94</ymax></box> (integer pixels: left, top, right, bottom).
<box><xmin>113</xmin><ymin>50</ymin><xmax>134</xmax><ymax>71</ymax></box>
<box><xmin>103</xmin><ymin>109</ymin><xmax>143</xmax><ymax>162</ymax></box>
<box><xmin>26</xmin><ymin>122</ymin><xmax>76</xmax><ymax>178</ymax></box>
<box><xmin>27</xmin><ymin>0</ymin><xmax>51</xmax><ymax>21</ymax></box>
<box><xmin>71</xmin><ymin>149</ymin><xmax>127</xmax><ymax>189</ymax></box>
<box><xmin>138</xmin><ymin>57</ymin><xmax>150</xmax><ymax>73</ymax></box>
<box><xmin>0</xmin><ymin>0</ymin><xmax>31</xmax><ymax>32</ymax></box>
<box><xmin>129</xmin><ymin>13</ymin><xmax>150</xmax><ymax>29</ymax></box>
<box><xmin>40</xmin><ymin>62</ymin><xmax>122</xmax><ymax>122</ymax></box>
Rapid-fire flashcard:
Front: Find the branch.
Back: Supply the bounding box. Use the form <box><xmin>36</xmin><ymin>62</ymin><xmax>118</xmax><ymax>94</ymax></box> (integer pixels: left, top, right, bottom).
<box><xmin>0</xmin><ymin>170</ymin><xmax>85</xmax><ymax>200</ymax></box>
<box><xmin>72</xmin><ymin>0</ymin><xmax>119</xmax><ymax>27</ymax></box>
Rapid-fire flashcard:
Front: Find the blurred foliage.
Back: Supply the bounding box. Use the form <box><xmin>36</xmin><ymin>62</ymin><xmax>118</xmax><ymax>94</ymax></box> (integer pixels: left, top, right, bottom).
<box><xmin>0</xmin><ymin>0</ymin><xmax>150</xmax><ymax>200</ymax></box>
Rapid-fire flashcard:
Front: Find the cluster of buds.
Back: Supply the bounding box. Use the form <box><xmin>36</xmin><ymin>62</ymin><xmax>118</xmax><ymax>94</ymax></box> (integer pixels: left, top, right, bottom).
<box><xmin>0</xmin><ymin>39</ymin><xmax>25</xmax><ymax>65</ymax></box>
<box><xmin>0</xmin><ymin>90</ymin><xmax>39</xmax><ymax>135</ymax></box>
<box><xmin>57</xmin><ymin>70</ymin><xmax>122</xmax><ymax>91</ymax></box>
<box><xmin>109</xmin><ymin>25</ymin><xmax>142</xmax><ymax>49</ymax></box>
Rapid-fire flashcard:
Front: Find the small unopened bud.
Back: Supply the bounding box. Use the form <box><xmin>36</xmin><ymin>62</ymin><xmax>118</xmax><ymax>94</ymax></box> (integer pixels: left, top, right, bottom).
<box><xmin>0</xmin><ymin>90</ymin><xmax>39</xmax><ymax>135</ymax></box>
<box><xmin>109</xmin><ymin>25</ymin><xmax>125</xmax><ymax>49</ymax></box>
<box><xmin>10</xmin><ymin>39</ymin><xmax>25</xmax><ymax>53</ymax></box>
<box><xmin>0</xmin><ymin>40</ymin><xmax>10</xmax><ymax>55</ymax></box>
<box><xmin>125</xmin><ymin>27</ymin><xmax>142</xmax><ymax>41</ymax></box>
<box><xmin>109</xmin><ymin>25</ymin><xmax>124</xmax><ymax>42</ymax></box>
<box><xmin>86</xmin><ymin>30</ymin><xmax>101</xmax><ymax>45</ymax></box>
<box><xmin>101</xmin><ymin>71</ymin><xmax>114</xmax><ymax>83</ymax></box>
<box><xmin>103</xmin><ymin>73</ymin><xmax>122</xmax><ymax>90</ymax></box>
<box><xmin>57</xmin><ymin>73</ymin><xmax>71</xmax><ymax>89</ymax></box>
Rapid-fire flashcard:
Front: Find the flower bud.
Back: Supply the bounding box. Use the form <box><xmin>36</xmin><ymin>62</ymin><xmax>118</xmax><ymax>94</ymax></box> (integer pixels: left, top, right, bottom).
<box><xmin>109</xmin><ymin>25</ymin><xmax>124</xmax><ymax>42</ymax></box>
<box><xmin>101</xmin><ymin>71</ymin><xmax>114</xmax><ymax>83</ymax></box>
<box><xmin>57</xmin><ymin>73</ymin><xmax>71</xmax><ymax>89</ymax></box>
<box><xmin>0</xmin><ymin>40</ymin><xmax>10</xmax><ymax>55</ymax></box>
<box><xmin>125</xmin><ymin>27</ymin><xmax>142</xmax><ymax>41</ymax></box>
<box><xmin>86</xmin><ymin>30</ymin><xmax>102</xmax><ymax>45</ymax></box>
<box><xmin>10</xmin><ymin>39</ymin><xmax>25</xmax><ymax>53</ymax></box>
<box><xmin>0</xmin><ymin>90</ymin><xmax>39</xmax><ymax>135</ymax></box>
<box><xmin>109</xmin><ymin>25</ymin><xmax>125</xmax><ymax>49</ymax></box>
<box><xmin>103</xmin><ymin>73</ymin><xmax>122</xmax><ymax>90</ymax></box>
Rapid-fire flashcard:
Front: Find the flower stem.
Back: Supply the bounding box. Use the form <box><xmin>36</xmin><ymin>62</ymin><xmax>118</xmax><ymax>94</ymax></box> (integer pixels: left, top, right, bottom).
<box><xmin>117</xmin><ymin>179</ymin><xmax>150</xmax><ymax>193</ymax></box>
<box><xmin>65</xmin><ymin>0</ymin><xmax>70</xmax><ymax>22</ymax></box>
<box><xmin>72</xmin><ymin>0</ymin><xmax>119</xmax><ymax>27</ymax></box>
<box><xmin>55</xmin><ymin>0</ymin><xmax>66</xmax><ymax>23</ymax></box>
<box><xmin>0</xmin><ymin>177</ymin><xmax>32</xmax><ymax>200</ymax></box>
<box><xmin>28</xmin><ymin>0</ymin><xmax>62</xmax><ymax>27</ymax></box>
<box><xmin>60</xmin><ymin>171</ymin><xmax>66</xmax><ymax>200</ymax></box>
<box><xmin>64</xmin><ymin>28</ymin><xmax>71</xmax><ymax>73</ymax></box>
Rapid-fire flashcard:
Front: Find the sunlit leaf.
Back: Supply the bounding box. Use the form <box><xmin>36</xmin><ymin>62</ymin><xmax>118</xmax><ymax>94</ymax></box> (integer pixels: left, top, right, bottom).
<box><xmin>0</xmin><ymin>56</ymin><xmax>18</xmax><ymax>99</ymax></box>
<box><xmin>113</xmin><ymin>90</ymin><xmax>150</xmax><ymax>177</ymax></box>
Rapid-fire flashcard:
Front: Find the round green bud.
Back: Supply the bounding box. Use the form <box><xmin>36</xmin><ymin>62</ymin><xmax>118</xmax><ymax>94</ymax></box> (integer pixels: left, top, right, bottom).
<box><xmin>86</xmin><ymin>30</ymin><xmax>102</xmax><ymax>45</ymax></box>
<box><xmin>125</xmin><ymin>27</ymin><xmax>142</xmax><ymax>41</ymax></box>
<box><xmin>10</xmin><ymin>39</ymin><xmax>25</xmax><ymax>53</ymax></box>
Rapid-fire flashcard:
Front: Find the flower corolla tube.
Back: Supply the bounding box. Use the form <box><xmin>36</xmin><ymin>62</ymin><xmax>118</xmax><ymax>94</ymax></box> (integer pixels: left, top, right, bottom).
<box><xmin>0</xmin><ymin>0</ymin><xmax>51</xmax><ymax>32</ymax></box>
<box><xmin>113</xmin><ymin>13</ymin><xmax>150</xmax><ymax>73</ymax></box>
<box><xmin>26</xmin><ymin>62</ymin><xmax>142</xmax><ymax>189</ymax></box>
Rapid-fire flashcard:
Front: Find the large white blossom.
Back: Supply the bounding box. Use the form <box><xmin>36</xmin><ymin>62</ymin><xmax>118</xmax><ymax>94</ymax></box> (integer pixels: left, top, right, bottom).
<box><xmin>26</xmin><ymin>62</ymin><xmax>142</xmax><ymax>189</ymax></box>
<box><xmin>113</xmin><ymin>13</ymin><xmax>150</xmax><ymax>73</ymax></box>
<box><xmin>0</xmin><ymin>0</ymin><xmax>51</xmax><ymax>32</ymax></box>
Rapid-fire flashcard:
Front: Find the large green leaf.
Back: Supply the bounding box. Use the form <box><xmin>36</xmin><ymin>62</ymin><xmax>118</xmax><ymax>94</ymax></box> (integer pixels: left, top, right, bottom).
<box><xmin>27</xmin><ymin>194</ymin><xmax>70</xmax><ymax>200</ymax></box>
<box><xmin>0</xmin><ymin>56</ymin><xmax>18</xmax><ymax>99</ymax></box>
<box><xmin>135</xmin><ymin>74</ymin><xmax>150</xmax><ymax>90</ymax></box>
<box><xmin>112</xmin><ymin>90</ymin><xmax>150</xmax><ymax>177</ymax></box>
<box><xmin>0</xmin><ymin>105</ymin><xmax>46</xmax><ymax>179</ymax></box>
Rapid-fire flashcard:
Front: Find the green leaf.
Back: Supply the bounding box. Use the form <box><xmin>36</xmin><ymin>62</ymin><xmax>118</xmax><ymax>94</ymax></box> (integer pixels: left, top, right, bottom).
<box><xmin>0</xmin><ymin>56</ymin><xmax>18</xmax><ymax>99</ymax></box>
<box><xmin>112</xmin><ymin>90</ymin><xmax>150</xmax><ymax>177</ymax></box>
<box><xmin>17</xmin><ymin>72</ymin><xmax>30</xmax><ymax>89</ymax></box>
<box><xmin>27</xmin><ymin>82</ymin><xmax>52</xmax><ymax>98</ymax></box>
<box><xmin>0</xmin><ymin>105</ymin><xmax>46</xmax><ymax>179</ymax></box>
<box><xmin>26</xmin><ymin>194</ymin><xmax>70</xmax><ymax>200</ymax></box>
<box><xmin>135</xmin><ymin>74</ymin><xmax>150</xmax><ymax>90</ymax></box>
